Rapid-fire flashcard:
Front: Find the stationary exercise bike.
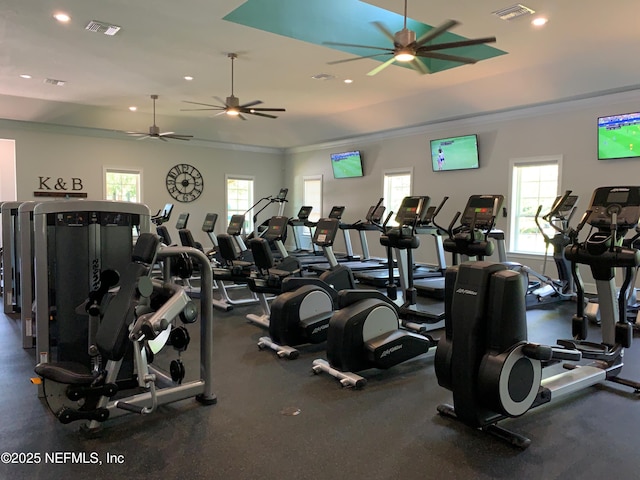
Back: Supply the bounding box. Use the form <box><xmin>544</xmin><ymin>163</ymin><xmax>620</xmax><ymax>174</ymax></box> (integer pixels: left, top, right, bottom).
<box><xmin>435</xmin><ymin>185</ymin><xmax>640</xmax><ymax>448</ymax></box>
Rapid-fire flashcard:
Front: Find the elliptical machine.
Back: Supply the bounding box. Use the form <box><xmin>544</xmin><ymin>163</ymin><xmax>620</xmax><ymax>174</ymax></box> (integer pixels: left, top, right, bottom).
<box><xmin>311</xmin><ymin>198</ymin><xmax>437</xmax><ymax>388</ymax></box>
<box><xmin>256</xmin><ymin>216</ymin><xmax>356</xmax><ymax>358</ymax></box>
<box><xmin>511</xmin><ymin>192</ymin><xmax>579</xmax><ymax>308</ymax></box>
<box><xmin>435</xmin><ymin>185</ymin><xmax>640</xmax><ymax>448</ymax></box>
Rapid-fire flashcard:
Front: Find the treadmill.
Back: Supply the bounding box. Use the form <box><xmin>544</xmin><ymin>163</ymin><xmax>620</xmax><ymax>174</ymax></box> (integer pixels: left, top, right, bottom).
<box><xmin>287</xmin><ymin>205</ymin><xmax>319</xmax><ymax>255</ymax></box>
<box><xmin>306</xmin><ymin>202</ymin><xmax>390</xmax><ymax>274</ymax></box>
<box><xmin>354</xmin><ymin>200</ymin><xmax>447</xmax><ymax>288</ymax></box>
<box><xmin>415</xmin><ymin>194</ymin><xmax>505</xmax><ymax>299</ymax></box>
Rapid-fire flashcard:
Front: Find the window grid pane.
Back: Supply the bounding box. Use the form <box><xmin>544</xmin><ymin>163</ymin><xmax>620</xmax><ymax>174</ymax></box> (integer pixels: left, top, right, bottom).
<box><xmin>105</xmin><ymin>170</ymin><xmax>140</xmax><ymax>203</ymax></box>
<box><xmin>227</xmin><ymin>178</ymin><xmax>254</xmax><ymax>233</ymax></box>
<box><xmin>303</xmin><ymin>178</ymin><xmax>322</xmax><ymax>223</ymax></box>
<box><xmin>384</xmin><ymin>172</ymin><xmax>412</xmax><ymax>226</ymax></box>
<box><xmin>512</xmin><ymin>163</ymin><xmax>559</xmax><ymax>253</ymax></box>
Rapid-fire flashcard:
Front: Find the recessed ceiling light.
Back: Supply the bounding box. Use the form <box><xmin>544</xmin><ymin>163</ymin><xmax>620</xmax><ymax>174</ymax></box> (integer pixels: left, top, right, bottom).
<box><xmin>184</xmin><ymin>76</ymin><xmax>194</xmax><ymax>81</ymax></box>
<box><xmin>129</xmin><ymin>106</ymin><xmax>137</xmax><ymax>112</ymax></box>
<box><xmin>53</xmin><ymin>12</ymin><xmax>71</xmax><ymax>23</ymax></box>
<box><xmin>344</xmin><ymin>79</ymin><xmax>353</xmax><ymax>84</ymax></box>
<box><xmin>19</xmin><ymin>74</ymin><xmax>32</xmax><ymax>79</ymax></box>
<box><xmin>531</xmin><ymin>17</ymin><xmax>548</xmax><ymax>26</ymax></box>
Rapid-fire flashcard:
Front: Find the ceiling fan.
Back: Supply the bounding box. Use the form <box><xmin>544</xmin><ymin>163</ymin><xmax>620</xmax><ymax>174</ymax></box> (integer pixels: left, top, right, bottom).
<box><xmin>325</xmin><ymin>0</ymin><xmax>497</xmax><ymax>76</ymax></box>
<box><xmin>127</xmin><ymin>95</ymin><xmax>193</xmax><ymax>141</ymax></box>
<box><xmin>181</xmin><ymin>53</ymin><xmax>286</xmax><ymax>120</ymax></box>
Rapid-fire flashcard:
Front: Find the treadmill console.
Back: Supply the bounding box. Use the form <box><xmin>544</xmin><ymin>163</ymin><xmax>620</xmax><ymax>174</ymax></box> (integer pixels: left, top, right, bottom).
<box><xmin>296</xmin><ymin>206</ymin><xmax>313</xmax><ymax>221</ymax></box>
<box><xmin>460</xmin><ymin>195</ymin><xmax>504</xmax><ymax>229</ymax></box>
<box><xmin>276</xmin><ymin>188</ymin><xmax>289</xmax><ymax>201</ymax></box>
<box><xmin>395</xmin><ymin>196</ymin><xmax>431</xmax><ymax>226</ymax></box>
<box><xmin>313</xmin><ymin>218</ymin><xmax>339</xmax><ymax>247</ymax></box>
<box><xmin>202</xmin><ymin>213</ymin><xmax>218</xmax><ymax>232</ymax></box>
<box><xmin>328</xmin><ymin>206</ymin><xmax>345</xmax><ymax>220</ymax></box>
<box><xmin>365</xmin><ymin>204</ymin><xmax>386</xmax><ymax>224</ymax></box>
<box><xmin>587</xmin><ymin>186</ymin><xmax>640</xmax><ymax>229</ymax></box>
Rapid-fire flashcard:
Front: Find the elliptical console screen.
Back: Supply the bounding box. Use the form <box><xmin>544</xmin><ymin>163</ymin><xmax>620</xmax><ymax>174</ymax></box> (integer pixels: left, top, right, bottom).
<box><xmin>460</xmin><ymin>195</ymin><xmax>504</xmax><ymax>228</ymax></box>
<box><xmin>588</xmin><ymin>186</ymin><xmax>640</xmax><ymax>228</ymax></box>
<box><xmin>395</xmin><ymin>196</ymin><xmax>430</xmax><ymax>225</ymax></box>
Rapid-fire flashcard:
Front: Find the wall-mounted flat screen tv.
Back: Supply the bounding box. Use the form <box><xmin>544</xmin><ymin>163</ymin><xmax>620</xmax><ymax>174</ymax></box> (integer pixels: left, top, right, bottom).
<box><xmin>598</xmin><ymin>112</ymin><xmax>640</xmax><ymax>160</ymax></box>
<box><xmin>330</xmin><ymin>150</ymin><xmax>364</xmax><ymax>179</ymax></box>
<box><xmin>430</xmin><ymin>134</ymin><xmax>479</xmax><ymax>172</ymax></box>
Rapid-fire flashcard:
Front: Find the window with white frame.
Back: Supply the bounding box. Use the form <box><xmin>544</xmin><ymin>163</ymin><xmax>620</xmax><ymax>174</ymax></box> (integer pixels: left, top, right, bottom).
<box><xmin>104</xmin><ymin>168</ymin><xmax>141</xmax><ymax>202</ymax></box>
<box><xmin>509</xmin><ymin>156</ymin><xmax>561</xmax><ymax>254</ymax></box>
<box><xmin>303</xmin><ymin>175</ymin><xmax>322</xmax><ymax>223</ymax></box>
<box><xmin>226</xmin><ymin>176</ymin><xmax>254</xmax><ymax>233</ymax></box>
<box><xmin>383</xmin><ymin>169</ymin><xmax>413</xmax><ymax>226</ymax></box>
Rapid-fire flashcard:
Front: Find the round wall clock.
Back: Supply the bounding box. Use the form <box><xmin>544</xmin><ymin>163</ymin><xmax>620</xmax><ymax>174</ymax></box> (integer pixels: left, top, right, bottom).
<box><xmin>166</xmin><ymin>163</ymin><xmax>203</xmax><ymax>203</ymax></box>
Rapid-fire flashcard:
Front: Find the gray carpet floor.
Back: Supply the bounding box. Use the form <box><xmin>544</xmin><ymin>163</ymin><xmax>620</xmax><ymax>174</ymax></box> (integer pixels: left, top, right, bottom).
<box><xmin>1</xmin><ymin>294</ymin><xmax>639</xmax><ymax>480</ymax></box>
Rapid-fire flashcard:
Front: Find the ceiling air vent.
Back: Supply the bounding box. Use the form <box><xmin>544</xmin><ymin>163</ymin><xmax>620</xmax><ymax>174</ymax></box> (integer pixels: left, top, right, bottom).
<box><xmin>311</xmin><ymin>73</ymin><xmax>335</xmax><ymax>81</ymax></box>
<box><xmin>492</xmin><ymin>4</ymin><xmax>535</xmax><ymax>20</ymax></box>
<box><xmin>44</xmin><ymin>78</ymin><xmax>66</xmax><ymax>86</ymax></box>
<box><xmin>85</xmin><ymin>20</ymin><xmax>122</xmax><ymax>36</ymax></box>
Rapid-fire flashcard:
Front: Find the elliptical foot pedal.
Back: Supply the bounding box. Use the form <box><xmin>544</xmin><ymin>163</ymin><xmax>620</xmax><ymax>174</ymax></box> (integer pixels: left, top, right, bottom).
<box><xmin>257</xmin><ymin>337</ymin><xmax>299</xmax><ymax>359</ymax></box>
<box><xmin>311</xmin><ymin>359</ymin><xmax>366</xmax><ymax>389</ymax></box>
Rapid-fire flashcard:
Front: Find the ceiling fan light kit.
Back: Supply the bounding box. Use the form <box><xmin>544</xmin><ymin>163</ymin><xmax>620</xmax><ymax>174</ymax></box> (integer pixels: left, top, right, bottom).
<box><xmin>181</xmin><ymin>53</ymin><xmax>286</xmax><ymax>120</ymax></box>
<box><xmin>325</xmin><ymin>0</ymin><xmax>496</xmax><ymax>76</ymax></box>
<box><xmin>127</xmin><ymin>94</ymin><xmax>193</xmax><ymax>141</ymax></box>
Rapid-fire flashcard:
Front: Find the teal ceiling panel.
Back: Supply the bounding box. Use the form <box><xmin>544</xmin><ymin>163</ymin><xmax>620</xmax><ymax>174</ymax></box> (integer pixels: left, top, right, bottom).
<box><xmin>223</xmin><ymin>0</ymin><xmax>506</xmax><ymax>74</ymax></box>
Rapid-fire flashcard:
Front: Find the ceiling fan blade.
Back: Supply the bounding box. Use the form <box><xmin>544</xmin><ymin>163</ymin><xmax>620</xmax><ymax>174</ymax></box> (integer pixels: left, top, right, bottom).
<box><xmin>415</xmin><ymin>19</ymin><xmax>459</xmax><ymax>47</ymax></box>
<box><xmin>328</xmin><ymin>52</ymin><xmax>392</xmax><ymax>65</ymax></box>
<box><xmin>324</xmin><ymin>41</ymin><xmax>391</xmax><ymax>52</ymax></box>
<box><xmin>371</xmin><ymin>21</ymin><xmax>396</xmax><ymax>43</ymax></box>
<box><xmin>410</xmin><ymin>58</ymin><xmax>430</xmax><ymax>75</ymax></box>
<box><xmin>366</xmin><ymin>56</ymin><xmax>397</xmax><ymax>76</ymax></box>
<box><xmin>239</xmin><ymin>114</ymin><xmax>248</xmax><ymax>121</ymax></box>
<box><xmin>136</xmin><ymin>135</ymin><xmax>150</xmax><ymax>141</ymax></box>
<box><xmin>126</xmin><ymin>131</ymin><xmax>147</xmax><ymax>136</ymax></box>
<box><xmin>164</xmin><ymin>135</ymin><xmax>193</xmax><ymax>140</ymax></box>
<box><xmin>182</xmin><ymin>100</ymin><xmax>223</xmax><ymax>108</ymax></box>
<box><xmin>214</xmin><ymin>111</ymin><xmax>228</xmax><ymax>117</ymax></box>
<box><xmin>158</xmin><ymin>137</ymin><xmax>168</xmax><ymax>142</ymax></box>
<box><xmin>160</xmin><ymin>131</ymin><xmax>175</xmax><ymax>136</ymax></box>
<box><xmin>416</xmin><ymin>51</ymin><xmax>477</xmax><ymax>64</ymax></box>
<box><xmin>249</xmin><ymin>112</ymin><xmax>278</xmax><ymax>119</ymax></box>
<box><xmin>239</xmin><ymin>100</ymin><xmax>263</xmax><ymax>109</ymax></box>
<box><xmin>213</xmin><ymin>96</ymin><xmax>230</xmax><ymax>107</ymax></box>
<box><xmin>248</xmin><ymin>107</ymin><xmax>286</xmax><ymax>112</ymax></box>
<box><xmin>180</xmin><ymin>108</ymin><xmax>223</xmax><ymax>111</ymax></box>
<box><xmin>418</xmin><ymin>37</ymin><xmax>497</xmax><ymax>52</ymax></box>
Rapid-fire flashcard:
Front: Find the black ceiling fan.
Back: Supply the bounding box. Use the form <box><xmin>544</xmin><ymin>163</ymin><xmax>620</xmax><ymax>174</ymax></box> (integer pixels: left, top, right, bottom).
<box><xmin>325</xmin><ymin>0</ymin><xmax>497</xmax><ymax>76</ymax></box>
<box><xmin>127</xmin><ymin>95</ymin><xmax>193</xmax><ymax>141</ymax></box>
<box><xmin>181</xmin><ymin>53</ymin><xmax>286</xmax><ymax>120</ymax></box>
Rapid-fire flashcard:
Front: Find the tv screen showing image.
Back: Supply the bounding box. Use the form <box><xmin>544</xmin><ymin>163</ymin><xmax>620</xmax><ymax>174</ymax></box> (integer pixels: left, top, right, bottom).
<box><xmin>598</xmin><ymin>112</ymin><xmax>640</xmax><ymax>160</ymax></box>
<box><xmin>430</xmin><ymin>134</ymin><xmax>479</xmax><ymax>172</ymax></box>
<box><xmin>330</xmin><ymin>150</ymin><xmax>364</xmax><ymax>179</ymax></box>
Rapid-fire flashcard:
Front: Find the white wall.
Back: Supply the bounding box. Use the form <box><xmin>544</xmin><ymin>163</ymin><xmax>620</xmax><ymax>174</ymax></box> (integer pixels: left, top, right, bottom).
<box><xmin>284</xmin><ymin>89</ymin><xmax>640</xmax><ymax>291</ymax></box>
<box><xmin>0</xmin><ymin>120</ymin><xmax>286</xmax><ymax>248</ymax></box>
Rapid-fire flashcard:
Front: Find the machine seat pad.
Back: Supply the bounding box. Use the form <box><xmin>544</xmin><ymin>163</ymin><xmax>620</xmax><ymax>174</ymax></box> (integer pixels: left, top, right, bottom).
<box><xmin>35</xmin><ymin>361</ymin><xmax>94</xmax><ymax>385</ymax></box>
